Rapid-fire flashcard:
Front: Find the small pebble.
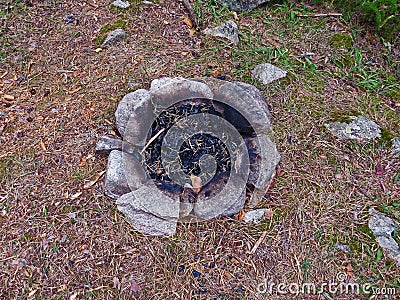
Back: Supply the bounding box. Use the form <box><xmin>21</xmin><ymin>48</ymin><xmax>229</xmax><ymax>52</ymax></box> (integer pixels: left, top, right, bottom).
<box><xmin>334</xmin><ymin>244</ymin><xmax>351</xmax><ymax>253</ymax></box>
<box><xmin>196</xmin><ymin>287</ymin><xmax>207</xmax><ymax>294</ymax></box>
<box><xmin>178</xmin><ymin>265</ymin><xmax>185</xmax><ymax>273</ymax></box>
<box><xmin>64</xmin><ymin>15</ymin><xmax>74</xmax><ymax>24</ymax></box>
<box><xmin>192</xmin><ymin>270</ymin><xmax>201</xmax><ymax>278</ymax></box>
<box><xmin>56</xmin><ymin>156</ymin><xmax>65</xmax><ymax>164</ymax></box>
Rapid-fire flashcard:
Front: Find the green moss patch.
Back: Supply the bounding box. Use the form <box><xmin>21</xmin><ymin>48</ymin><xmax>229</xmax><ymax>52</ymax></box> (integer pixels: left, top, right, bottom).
<box><xmin>96</xmin><ymin>19</ymin><xmax>127</xmax><ymax>46</ymax></box>
<box><xmin>328</xmin><ymin>110</ymin><xmax>362</xmax><ymax>123</ymax></box>
<box><xmin>378</xmin><ymin>127</ymin><xmax>396</xmax><ymax>146</ymax></box>
<box><xmin>330</xmin><ymin>33</ymin><xmax>353</xmax><ymax>50</ymax></box>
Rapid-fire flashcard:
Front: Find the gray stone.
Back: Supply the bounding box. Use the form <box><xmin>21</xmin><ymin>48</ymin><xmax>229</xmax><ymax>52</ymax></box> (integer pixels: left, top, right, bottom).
<box><xmin>204</xmin><ymin>20</ymin><xmax>239</xmax><ymax>45</ymax></box>
<box><xmin>392</xmin><ymin>137</ymin><xmax>400</xmax><ymax>155</ymax></box>
<box><xmin>112</xmin><ymin>0</ymin><xmax>130</xmax><ymax>8</ymax></box>
<box><xmin>101</xmin><ymin>28</ymin><xmax>127</xmax><ymax>48</ymax></box>
<box><xmin>122</xmin><ymin>149</ymin><xmax>148</xmax><ymax>192</ymax></box>
<box><xmin>243</xmin><ymin>209</ymin><xmax>270</xmax><ymax>223</ymax></box>
<box><xmin>194</xmin><ymin>174</ymin><xmax>246</xmax><ymax>219</ymax></box>
<box><xmin>95</xmin><ymin>135</ymin><xmax>122</xmax><ymax>155</ymax></box>
<box><xmin>368</xmin><ymin>212</ymin><xmax>400</xmax><ymax>266</ymax></box>
<box><xmin>325</xmin><ymin>116</ymin><xmax>381</xmax><ymax>141</ymax></box>
<box><xmin>194</xmin><ymin>77</ymin><xmax>225</xmax><ymax>93</ymax></box>
<box><xmin>117</xmin><ymin>182</ymin><xmax>179</xmax><ymax>219</ymax></box>
<box><xmin>115</xmin><ymin>89</ymin><xmax>153</xmax><ymax>142</ymax></box>
<box><xmin>245</xmin><ymin>134</ymin><xmax>280</xmax><ymax>207</ymax></box>
<box><xmin>150</xmin><ymin>77</ymin><xmax>213</xmax><ymax>113</ymax></box>
<box><xmin>216</xmin><ymin>0</ymin><xmax>270</xmax><ymax>12</ymax></box>
<box><xmin>214</xmin><ymin>81</ymin><xmax>271</xmax><ymax>133</ymax></box>
<box><xmin>334</xmin><ymin>244</ymin><xmax>351</xmax><ymax>253</ymax></box>
<box><xmin>104</xmin><ymin>149</ymin><xmax>146</xmax><ymax>198</ymax></box>
<box><xmin>118</xmin><ymin>205</ymin><xmax>176</xmax><ymax>236</ymax></box>
<box><xmin>369</xmin><ymin>213</ymin><xmax>397</xmax><ymax>237</ymax></box>
<box><xmin>252</xmin><ymin>63</ymin><xmax>287</xmax><ymax>84</ymax></box>
<box><xmin>115</xmin><ymin>182</ymin><xmax>180</xmax><ymax>236</ymax></box>
<box><xmin>104</xmin><ymin>150</ymin><xmax>131</xmax><ymax>199</ymax></box>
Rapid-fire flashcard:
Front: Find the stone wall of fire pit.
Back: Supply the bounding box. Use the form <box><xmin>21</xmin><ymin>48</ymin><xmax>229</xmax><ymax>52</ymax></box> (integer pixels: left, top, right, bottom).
<box><xmin>96</xmin><ymin>77</ymin><xmax>280</xmax><ymax>236</ymax></box>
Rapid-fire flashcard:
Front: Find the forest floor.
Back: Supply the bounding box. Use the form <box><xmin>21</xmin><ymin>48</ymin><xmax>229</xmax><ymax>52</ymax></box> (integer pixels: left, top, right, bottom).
<box><xmin>1</xmin><ymin>0</ymin><xmax>399</xmax><ymax>299</ymax></box>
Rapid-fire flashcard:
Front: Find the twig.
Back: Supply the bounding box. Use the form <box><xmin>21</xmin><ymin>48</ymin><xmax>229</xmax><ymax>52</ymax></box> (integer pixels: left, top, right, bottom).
<box><xmin>56</xmin><ymin>70</ymin><xmax>74</xmax><ymax>73</ymax></box>
<box><xmin>140</xmin><ymin>128</ymin><xmax>165</xmax><ymax>154</ymax></box>
<box><xmin>250</xmin><ymin>231</ymin><xmax>267</xmax><ymax>254</ymax></box>
<box><xmin>17</xmin><ymin>170</ymin><xmax>36</xmax><ymax>178</ymax></box>
<box><xmin>296</xmin><ymin>13</ymin><xmax>342</xmax><ymax>18</ymax></box>
<box><xmin>0</xmin><ymin>71</ymin><xmax>8</xmax><ymax>79</ymax></box>
<box><xmin>84</xmin><ymin>170</ymin><xmax>106</xmax><ymax>189</ymax></box>
<box><xmin>182</xmin><ymin>0</ymin><xmax>197</xmax><ymax>28</ymax></box>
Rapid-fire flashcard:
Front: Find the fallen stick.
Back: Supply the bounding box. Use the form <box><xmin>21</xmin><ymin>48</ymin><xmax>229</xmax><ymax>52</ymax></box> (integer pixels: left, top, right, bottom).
<box><xmin>250</xmin><ymin>231</ymin><xmax>268</xmax><ymax>254</ymax></box>
<box><xmin>296</xmin><ymin>13</ymin><xmax>342</xmax><ymax>17</ymax></box>
<box><xmin>140</xmin><ymin>128</ymin><xmax>165</xmax><ymax>154</ymax></box>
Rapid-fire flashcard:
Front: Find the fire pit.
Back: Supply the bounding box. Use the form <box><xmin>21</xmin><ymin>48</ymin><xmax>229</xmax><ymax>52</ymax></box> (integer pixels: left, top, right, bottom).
<box><xmin>96</xmin><ymin>77</ymin><xmax>280</xmax><ymax>235</ymax></box>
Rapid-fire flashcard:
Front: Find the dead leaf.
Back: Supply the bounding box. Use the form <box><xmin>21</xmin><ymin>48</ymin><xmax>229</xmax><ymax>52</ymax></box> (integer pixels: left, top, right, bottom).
<box><xmin>84</xmin><ymin>170</ymin><xmax>106</xmax><ymax>189</ymax></box>
<box><xmin>230</xmin><ymin>256</ymin><xmax>240</xmax><ymax>264</ymax></box>
<box><xmin>264</xmin><ymin>209</ymin><xmax>274</xmax><ymax>219</ymax></box>
<box><xmin>232</xmin><ymin>11</ymin><xmax>239</xmax><ymax>21</ymax></box>
<box><xmin>213</xmin><ymin>69</ymin><xmax>222</xmax><ymax>77</ymax></box>
<box><xmin>70</xmin><ymin>191</ymin><xmax>82</xmax><ymax>200</ymax></box>
<box><xmin>221</xmin><ymin>269</ymin><xmax>232</xmax><ymax>279</ymax></box>
<box><xmin>188</xmin><ymin>28</ymin><xmax>196</xmax><ymax>36</ymax></box>
<box><xmin>78</xmin><ymin>157</ymin><xmax>87</xmax><ymax>167</ymax></box>
<box><xmin>190</xmin><ymin>174</ymin><xmax>202</xmax><ymax>194</ymax></box>
<box><xmin>57</xmin><ymin>284</ymin><xmax>67</xmax><ymax>292</ymax></box>
<box><xmin>95</xmin><ymin>48</ymin><xmax>102</xmax><ymax>53</ymax></box>
<box><xmin>181</xmin><ymin>16</ymin><xmax>193</xmax><ymax>28</ymax></box>
<box><xmin>40</xmin><ymin>140</ymin><xmax>47</xmax><ymax>151</ymax></box>
<box><xmin>3</xmin><ymin>94</ymin><xmax>14</xmax><ymax>101</ymax></box>
<box><xmin>234</xmin><ymin>210</ymin><xmax>245</xmax><ymax>221</ymax></box>
<box><xmin>345</xmin><ymin>263</ymin><xmax>353</xmax><ymax>277</ymax></box>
